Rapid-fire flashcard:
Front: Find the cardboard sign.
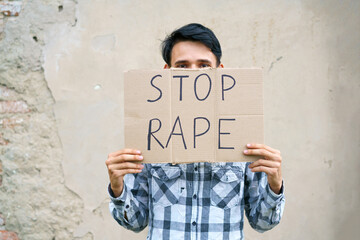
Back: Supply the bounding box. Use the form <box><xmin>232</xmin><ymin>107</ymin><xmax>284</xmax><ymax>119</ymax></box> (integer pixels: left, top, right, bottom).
<box><xmin>124</xmin><ymin>68</ymin><xmax>264</xmax><ymax>164</ymax></box>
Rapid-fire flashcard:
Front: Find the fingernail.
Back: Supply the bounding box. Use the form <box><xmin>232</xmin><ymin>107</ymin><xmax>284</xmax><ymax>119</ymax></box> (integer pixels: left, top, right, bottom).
<box><xmin>244</xmin><ymin>150</ymin><xmax>248</xmax><ymax>154</ymax></box>
<box><xmin>247</xmin><ymin>144</ymin><xmax>251</xmax><ymax>147</ymax></box>
<box><xmin>139</xmin><ymin>164</ymin><xmax>144</xmax><ymax>168</ymax></box>
<box><xmin>136</xmin><ymin>150</ymin><xmax>141</xmax><ymax>154</ymax></box>
<box><xmin>138</xmin><ymin>155</ymin><xmax>143</xmax><ymax>160</ymax></box>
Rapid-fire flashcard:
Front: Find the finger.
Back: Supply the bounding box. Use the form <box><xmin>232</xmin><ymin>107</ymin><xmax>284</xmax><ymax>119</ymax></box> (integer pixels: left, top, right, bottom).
<box><xmin>246</xmin><ymin>143</ymin><xmax>280</xmax><ymax>154</ymax></box>
<box><xmin>109</xmin><ymin>149</ymin><xmax>142</xmax><ymax>158</ymax></box>
<box><xmin>249</xmin><ymin>159</ymin><xmax>280</xmax><ymax>169</ymax></box>
<box><xmin>243</xmin><ymin>148</ymin><xmax>279</xmax><ymax>160</ymax></box>
<box><xmin>108</xmin><ymin>162</ymin><xmax>144</xmax><ymax>172</ymax></box>
<box><xmin>106</xmin><ymin>154</ymin><xmax>144</xmax><ymax>165</ymax></box>
<box><xmin>250</xmin><ymin>165</ymin><xmax>277</xmax><ymax>175</ymax></box>
<box><xmin>111</xmin><ymin>168</ymin><xmax>143</xmax><ymax>177</ymax></box>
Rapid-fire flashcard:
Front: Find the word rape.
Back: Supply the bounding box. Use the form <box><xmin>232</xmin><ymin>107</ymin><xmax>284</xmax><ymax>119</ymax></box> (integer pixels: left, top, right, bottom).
<box><xmin>124</xmin><ymin>68</ymin><xmax>263</xmax><ymax>163</ymax></box>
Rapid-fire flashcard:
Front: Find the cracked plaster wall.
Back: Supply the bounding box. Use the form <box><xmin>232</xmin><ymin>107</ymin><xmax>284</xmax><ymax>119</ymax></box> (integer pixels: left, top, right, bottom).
<box><xmin>0</xmin><ymin>0</ymin><xmax>359</xmax><ymax>239</ymax></box>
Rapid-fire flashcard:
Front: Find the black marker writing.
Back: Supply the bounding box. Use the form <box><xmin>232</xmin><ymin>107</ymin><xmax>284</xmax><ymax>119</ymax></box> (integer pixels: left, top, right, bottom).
<box><xmin>147</xmin><ymin>118</ymin><xmax>164</xmax><ymax>150</ymax></box>
<box><xmin>166</xmin><ymin>116</ymin><xmax>187</xmax><ymax>149</ymax></box>
<box><xmin>193</xmin><ymin>117</ymin><xmax>210</xmax><ymax>148</ymax></box>
<box><xmin>173</xmin><ymin>75</ymin><xmax>189</xmax><ymax>101</ymax></box>
<box><xmin>194</xmin><ymin>73</ymin><xmax>212</xmax><ymax>101</ymax></box>
<box><xmin>147</xmin><ymin>75</ymin><xmax>163</xmax><ymax>103</ymax></box>
<box><xmin>221</xmin><ymin>74</ymin><xmax>236</xmax><ymax>101</ymax></box>
<box><xmin>218</xmin><ymin>118</ymin><xmax>235</xmax><ymax>149</ymax></box>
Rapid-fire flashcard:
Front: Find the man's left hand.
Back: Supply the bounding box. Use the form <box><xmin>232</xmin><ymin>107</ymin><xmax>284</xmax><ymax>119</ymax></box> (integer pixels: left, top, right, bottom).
<box><xmin>244</xmin><ymin>143</ymin><xmax>283</xmax><ymax>194</ymax></box>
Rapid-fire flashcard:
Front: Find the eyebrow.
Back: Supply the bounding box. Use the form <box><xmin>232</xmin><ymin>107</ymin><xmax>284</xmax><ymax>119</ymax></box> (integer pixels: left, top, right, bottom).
<box><xmin>174</xmin><ymin>59</ymin><xmax>213</xmax><ymax>65</ymax></box>
<box><xmin>174</xmin><ymin>60</ymin><xmax>189</xmax><ymax>65</ymax></box>
<box><xmin>197</xmin><ymin>59</ymin><xmax>212</xmax><ymax>64</ymax></box>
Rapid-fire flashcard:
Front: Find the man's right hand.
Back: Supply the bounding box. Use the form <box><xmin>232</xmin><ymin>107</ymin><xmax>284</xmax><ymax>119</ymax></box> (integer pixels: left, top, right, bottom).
<box><xmin>105</xmin><ymin>149</ymin><xmax>144</xmax><ymax>198</ymax></box>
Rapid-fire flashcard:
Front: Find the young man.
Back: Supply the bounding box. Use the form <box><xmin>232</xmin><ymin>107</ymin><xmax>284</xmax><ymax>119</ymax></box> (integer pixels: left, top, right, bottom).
<box><xmin>106</xmin><ymin>23</ymin><xmax>285</xmax><ymax>240</ymax></box>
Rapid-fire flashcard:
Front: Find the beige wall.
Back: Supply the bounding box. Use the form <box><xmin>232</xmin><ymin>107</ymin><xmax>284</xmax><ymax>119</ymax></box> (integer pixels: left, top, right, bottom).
<box><xmin>0</xmin><ymin>0</ymin><xmax>359</xmax><ymax>239</ymax></box>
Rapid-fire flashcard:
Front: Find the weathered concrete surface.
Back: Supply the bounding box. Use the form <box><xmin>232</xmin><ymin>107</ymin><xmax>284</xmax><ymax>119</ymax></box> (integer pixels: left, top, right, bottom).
<box><xmin>0</xmin><ymin>0</ymin><xmax>359</xmax><ymax>239</ymax></box>
<box><xmin>0</xmin><ymin>0</ymin><xmax>87</xmax><ymax>239</ymax></box>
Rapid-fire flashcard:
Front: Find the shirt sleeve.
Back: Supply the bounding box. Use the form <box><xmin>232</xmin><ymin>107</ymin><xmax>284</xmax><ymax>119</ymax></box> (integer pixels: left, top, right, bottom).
<box><xmin>108</xmin><ymin>164</ymin><xmax>149</xmax><ymax>232</ymax></box>
<box><xmin>243</xmin><ymin>162</ymin><xmax>285</xmax><ymax>233</ymax></box>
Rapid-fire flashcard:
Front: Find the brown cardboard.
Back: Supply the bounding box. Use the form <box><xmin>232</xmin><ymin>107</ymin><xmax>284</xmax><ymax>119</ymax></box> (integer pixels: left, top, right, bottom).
<box><xmin>124</xmin><ymin>68</ymin><xmax>264</xmax><ymax>163</ymax></box>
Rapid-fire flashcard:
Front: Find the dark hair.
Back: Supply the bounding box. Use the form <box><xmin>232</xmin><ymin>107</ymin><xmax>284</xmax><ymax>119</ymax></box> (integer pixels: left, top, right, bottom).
<box><xmin>161</xmin><ymin>23</ymin><xmax>222</xmax><ymax>66</ymax></box>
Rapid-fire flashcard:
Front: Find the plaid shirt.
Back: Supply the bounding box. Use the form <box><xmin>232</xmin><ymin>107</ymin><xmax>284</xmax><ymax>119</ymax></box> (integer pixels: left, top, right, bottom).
<box><xmin>109</xmin><ymin>162</ymin><xmax>285</xmax><ymax>240</ymax></box>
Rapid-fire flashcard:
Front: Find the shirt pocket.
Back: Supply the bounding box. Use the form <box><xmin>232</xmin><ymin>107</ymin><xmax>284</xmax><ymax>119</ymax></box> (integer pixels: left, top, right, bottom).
<box><xmin>210</xmin><ymin>167</ymin><xmax>243</xmax><ymax>209</ymax></box>
<box><xmin>151</xmin><ymin>166</ymin><xmax>183</xmax><ymax>207</ymax></box>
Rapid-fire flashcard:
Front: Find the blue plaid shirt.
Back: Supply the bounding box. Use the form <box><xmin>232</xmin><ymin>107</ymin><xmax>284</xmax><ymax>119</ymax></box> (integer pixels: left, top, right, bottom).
<box><xmin>109</xmin><ymin>162</ymin><xmax>285</xmax><ymax>240</ymax></box>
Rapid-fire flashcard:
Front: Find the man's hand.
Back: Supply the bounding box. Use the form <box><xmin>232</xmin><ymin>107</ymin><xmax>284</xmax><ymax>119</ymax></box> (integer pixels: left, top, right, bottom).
<box><xmin>105</xmin><ymin>149</ymin><xmax>144</xmax><ymax>198</ymax></box>
<box><xmin>244</xmin><ymin>143</ymin><xmax>283</xmax><ymax>194</ymax></box>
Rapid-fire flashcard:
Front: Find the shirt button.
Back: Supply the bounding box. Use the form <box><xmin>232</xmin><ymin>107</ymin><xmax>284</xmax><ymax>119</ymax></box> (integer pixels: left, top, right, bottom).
<box><xmin>125</xmin><ymin>205</ymin><xmax>130</xmax><ymax>209</ymax></box>
<box><xmin>194</xmin><ymin>166</ymin><xmax>198</xmax><ymax>171</ymax></box>
<box><xmin>193</xmin><ymin>194</ymin><xmax>197</xmax><ymax>199</ymax></box>
<box><xmin>192</xmin><ymin>221</ymin><xmax>196</xmax><ymax>226</ymax></box>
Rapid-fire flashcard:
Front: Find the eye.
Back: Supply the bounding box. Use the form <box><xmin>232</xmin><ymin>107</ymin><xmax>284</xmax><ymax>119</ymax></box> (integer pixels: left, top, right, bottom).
<box><xmin>176</xmin><ymin>64</ymin><xmax>188</xmax><ymax>68</ymax></box>
<box><xmin>200</xmin><ymin>63</ymin><xmax>211</xmax><ymax>68</ymax></box>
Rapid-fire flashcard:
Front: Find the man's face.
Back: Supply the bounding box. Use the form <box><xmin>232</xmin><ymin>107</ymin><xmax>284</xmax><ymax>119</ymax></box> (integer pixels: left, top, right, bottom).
<box><xmin>165</xmin><ymin>41</ymin><xmax>222</xmax><ymax>69</ymax></box>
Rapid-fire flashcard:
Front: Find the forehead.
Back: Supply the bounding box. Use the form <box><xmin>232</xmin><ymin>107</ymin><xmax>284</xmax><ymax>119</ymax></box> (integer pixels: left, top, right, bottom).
<box><xmin>171</xmin><ymin>41</ymin><xmax>216</xmax><ymax>64</ymax></box>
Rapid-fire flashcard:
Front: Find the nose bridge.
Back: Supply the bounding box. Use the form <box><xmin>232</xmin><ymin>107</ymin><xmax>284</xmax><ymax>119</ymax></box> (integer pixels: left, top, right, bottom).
<box><xmin>190</xmin><ymin>62</ymin><xmax>198</xmax><ymax>69</ymax></box>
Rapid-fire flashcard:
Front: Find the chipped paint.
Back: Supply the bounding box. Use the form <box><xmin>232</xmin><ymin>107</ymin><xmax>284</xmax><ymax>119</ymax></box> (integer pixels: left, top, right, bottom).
<box><xmin>94</xmin><ymin>84</ymin><xmax>101</xmax><ymax>90</ymax></box>
<box><xmin>268</xmin><ymin>56</ymin><xmax>283</xmax><ymax>72</ymax></box>
<box><xmin>0</xmin><ymin>86</ymin><xmax>17</xmax><ymax>99</ymax></box>
<box><xmin>0</xmin><ymin>1</ymin><xmax>22</xmax><ymax>17</ymax></box>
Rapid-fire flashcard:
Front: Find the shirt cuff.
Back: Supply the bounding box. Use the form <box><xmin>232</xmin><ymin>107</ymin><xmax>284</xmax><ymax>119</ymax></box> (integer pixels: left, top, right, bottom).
<box><xmin>265</xmin><ymin>180</ymin><xmax>284</xmax><ymax>205</ymax></box>
<box><xmin>108</xmin><ymin>183</ymin><xmax>127</xmax><ymax>204</ymax></box>
<box><xmin>108</xmin><ymin>183</ymin><xmax>133</xmax><ymax>224</ymax></box>
<box><xmin>268</xmin><ymin>180</ymin><xmax>284</xmax><ymax>196</ymax></box>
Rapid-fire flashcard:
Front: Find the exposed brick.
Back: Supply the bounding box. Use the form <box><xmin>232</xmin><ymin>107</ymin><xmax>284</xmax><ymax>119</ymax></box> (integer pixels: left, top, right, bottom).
<box><xmin>0</xmin><ymin>117</ymin><xmax>25</xmax><ymax>128</ymax></box>
<box><xmin>0</xmin><ymin>101</ymin><xmax>29</xmax><ymax>113</ymax></box>
<box><xmin>0</xmin><ymin>134</ymin><xmax>8</xmax><ymax>145</ymax></box>
<box><xmin>0</xmin><ymin>231</ymin><xmax>19</xmax><ymax>240</ymax></box>
<box><xmin>0</xmin><ymin>2</ymin><xmax>22</xmax><ymax>17</ymax></box>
